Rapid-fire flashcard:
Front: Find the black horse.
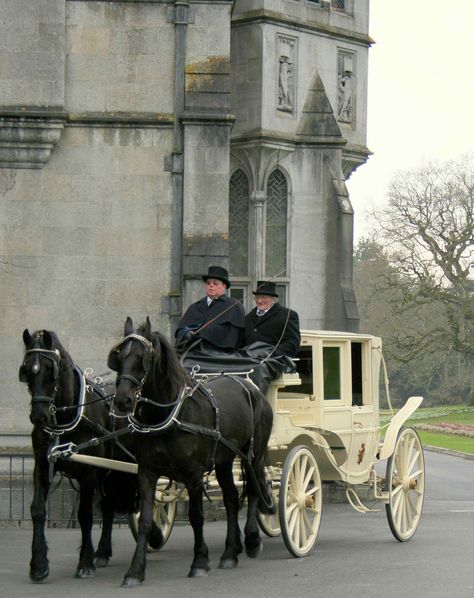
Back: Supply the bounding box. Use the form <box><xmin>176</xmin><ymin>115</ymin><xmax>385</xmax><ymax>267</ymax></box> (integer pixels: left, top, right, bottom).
<box><xmin>19</xmin><ymin>329</ymin><xmax>159</xmax><ymax>582</ymax></box>
<box><xmin>108</xmin><ymin>317</ymin><xmax>275</xmax><ymax>587</ymax></box>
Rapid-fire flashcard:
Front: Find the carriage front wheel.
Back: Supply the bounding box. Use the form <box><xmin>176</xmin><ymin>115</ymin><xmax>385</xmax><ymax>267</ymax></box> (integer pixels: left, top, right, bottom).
<box><xmin>385</xmin><ymin>427</ymin><xmax>425</xmax><ymax>541</ymax></box>
<box><xmin>128</xmin><ymin>478</ymin><xmax>177</xmax><ymax>551</ymax></box>
<box><xmin>279</xmin><ymin>446</ymin><xmax>323</xmax><ymax>557</ymax></box>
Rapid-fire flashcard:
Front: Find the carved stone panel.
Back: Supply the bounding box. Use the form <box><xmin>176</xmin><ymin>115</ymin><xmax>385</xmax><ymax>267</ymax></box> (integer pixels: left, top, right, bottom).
<box><xmin>277</xmin><ymin>34</ymin><xmax>297</xmax><ymax>114</ymax></box>
<box><xmin>337</xmin><ymin>50</ymin><xmax>355</xmax><ymax>123</ymax></box>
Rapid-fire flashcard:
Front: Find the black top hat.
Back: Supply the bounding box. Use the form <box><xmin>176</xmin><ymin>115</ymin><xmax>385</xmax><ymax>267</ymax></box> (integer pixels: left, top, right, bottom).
<box><xmin>253</xmin><ymin>281</ymin><xmax>279</xmax><ymax>297</ymax></box>
<box><xmin>202</xmin><ymin>265</ymin><xmax>231</xmax><ymax>288</ymax></box>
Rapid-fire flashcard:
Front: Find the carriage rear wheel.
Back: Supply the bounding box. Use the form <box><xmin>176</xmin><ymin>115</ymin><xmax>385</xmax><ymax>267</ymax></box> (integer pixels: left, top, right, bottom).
<box><xmin>279</xmin><ymin>446</ymin><xmax>322</xmax><ymax>557</ymax></box>
<box><xmin>385</xmin><ymin>427</ymin><xmax>425</xmax><ymax>541</ymax></box>
<box><xmin>128</xmin><ymin>478</ymin><xmax>177</xmax><ymax>551</ymax></box>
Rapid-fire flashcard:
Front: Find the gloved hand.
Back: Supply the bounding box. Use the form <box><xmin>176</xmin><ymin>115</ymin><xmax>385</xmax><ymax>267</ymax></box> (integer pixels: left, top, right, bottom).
<box><xmin>184</xmin><ymin>330</ymin><xmax>198</xmax><ymax>341</ymax></box>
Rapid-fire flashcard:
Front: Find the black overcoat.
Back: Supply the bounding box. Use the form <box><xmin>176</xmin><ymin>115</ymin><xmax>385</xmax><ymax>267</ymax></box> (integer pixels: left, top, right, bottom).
<box><xmin>175</xmin><ymin>294</ymin><xmax>245</xmax><ymax>350</ymax></box>
<box><xmin>243</xmin><ymin>303</ymin><xmax>301</xmax><ymax>358</ymax></box>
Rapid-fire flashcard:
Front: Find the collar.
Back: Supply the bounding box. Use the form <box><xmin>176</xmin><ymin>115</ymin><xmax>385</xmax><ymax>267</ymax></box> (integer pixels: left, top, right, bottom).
<box><xmin>206</xmin><ymin>294</ymin><xmax>225</xmax><ymax>305</ymax></box>
<box><xmin>256</xmin><ymin>304</ymin><xmax>274</xmax><ymax>316</ymax></box>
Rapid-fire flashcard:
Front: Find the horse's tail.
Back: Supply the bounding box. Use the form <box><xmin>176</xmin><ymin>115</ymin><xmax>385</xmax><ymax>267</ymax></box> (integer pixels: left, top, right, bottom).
<box><xmin>239</xmin><ymin>459</ymin><xmax>248</xmax><ymax>510</ymax></box>
<box><xmin>240</xmin><ymin>455</ymin><xmax>276</xmax><ymax>515</ymax></box>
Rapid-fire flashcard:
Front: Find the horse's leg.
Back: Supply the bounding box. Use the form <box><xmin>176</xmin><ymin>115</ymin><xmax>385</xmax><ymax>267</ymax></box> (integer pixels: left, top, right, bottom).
<box><xmin>75</xmin><ymin>473</ymin><xmax>98</xmax><ymax>578</ymax></box>
<box><xmin>215</xmin><ymin>461</ymin><xmax>243</xmax><ymax>570</ymax></box>
<box><xmin>187</xmin><ymin>479</ymin><xmax>210</xmax><ymax>577</ymax></box>
<box><xmin>94</xmin><ymin>492</ymin><xmax>114</xmax><ymax>567</ymax></box>
<box><xmin>243</xmin><ymin>461</ymin><xmax>264</xmax><ymax>559</ymax></box>
<box><xmin>121</xmin><ymin>468</ymin><xmax>157</xmax><ymax>588</ymax></box>
<box><xmin>29</xmin><ymin>459</ymin><xmax>50</xmax><ymax>582</ymax></box>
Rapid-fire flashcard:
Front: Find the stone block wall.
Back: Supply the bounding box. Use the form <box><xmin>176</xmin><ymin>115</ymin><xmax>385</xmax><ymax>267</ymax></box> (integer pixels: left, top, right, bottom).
<box><xmin>0</xmin><ymin>0</ymin><xmax>234</xmax><ymax>443</ymax></box>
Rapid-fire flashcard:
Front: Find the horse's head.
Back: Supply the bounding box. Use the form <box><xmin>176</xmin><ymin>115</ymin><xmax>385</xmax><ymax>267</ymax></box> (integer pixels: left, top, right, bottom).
<box><xmin>108</xmin><ymin>317</ymin><xmax>157</xmax><ymax>415</ymax></box>
<box><xmin>19</xmin><ymin>329</ymin><xmax>65</xmax><ymax>427</ymax></box>
<box><xmin>108</xmin><ymin>316</ymin><xmax>189</xmax><ymax>417</ymax></box>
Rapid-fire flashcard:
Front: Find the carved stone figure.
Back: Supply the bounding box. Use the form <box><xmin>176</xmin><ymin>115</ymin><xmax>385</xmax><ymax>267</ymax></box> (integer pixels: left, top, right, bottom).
<box><xmin>277</xmin><ymin>35</ymin><xmax>296</xmax><ymax>113</ymax></box>
<box><xmin>337</xmin><ymin>71</ymin><xmax>352</xmax><ymax>121</ymax></box>
<box><xmin>278</xmin><ymin>56</ymin><xmax>292</xmax><ymax>111</ymax></box>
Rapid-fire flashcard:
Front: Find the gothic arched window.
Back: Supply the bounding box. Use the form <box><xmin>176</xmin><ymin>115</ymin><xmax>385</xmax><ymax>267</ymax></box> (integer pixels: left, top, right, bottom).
<box><xmin>265</xmin><ymin>169</ymin><xmax>288</xmax><ymax>277</ymax></box>
<box><xmin>229</xmin><ymin>169</ymin><xmax>250</xmax><ymax>277</ymax></box>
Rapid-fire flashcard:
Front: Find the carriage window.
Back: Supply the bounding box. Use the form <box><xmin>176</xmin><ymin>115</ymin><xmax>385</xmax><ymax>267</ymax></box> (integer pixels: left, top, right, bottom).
<box><xmin>295</xmin><ymin>346</ymin><xmax>313</xmax><ymax>394</ymax></box>
<box><xmin>323</xmin><ymin>347</ymin><xmax>341</xmax><ymax>400</ymax></box>
<box><xmin>351</xmin><ymin>342</ymin><xmax>363</xmax><ymax>406</ymax></box>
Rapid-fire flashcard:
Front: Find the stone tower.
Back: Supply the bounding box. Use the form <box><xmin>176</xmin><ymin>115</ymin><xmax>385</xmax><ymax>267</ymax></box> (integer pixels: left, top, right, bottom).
<box><xmin>228</xmin><ymin>0</ymin><xmax>371</xmax><ymax>329</ymax></box>
<box><xmin>0</xmin><ymin>0</ymin><xmax>371</xmax><ymax>444</ymax></box>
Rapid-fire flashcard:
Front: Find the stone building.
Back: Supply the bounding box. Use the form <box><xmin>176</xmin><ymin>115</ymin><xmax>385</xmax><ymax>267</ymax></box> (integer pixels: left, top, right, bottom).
<box><xmin>0</xmin><ymin>0</ymin><xmax>371</xmax><ymax>445</ymax></box>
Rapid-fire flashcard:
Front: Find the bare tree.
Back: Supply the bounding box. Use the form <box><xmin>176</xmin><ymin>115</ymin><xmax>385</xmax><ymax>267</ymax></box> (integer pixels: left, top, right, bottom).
<box><xmin>373</xmin><ymin>155</ymin><xmax>474</xmax><ymax>360</ymax></box>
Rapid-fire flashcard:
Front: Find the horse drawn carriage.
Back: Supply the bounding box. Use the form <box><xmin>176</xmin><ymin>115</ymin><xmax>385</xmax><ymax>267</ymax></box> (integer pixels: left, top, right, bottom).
<box><xmin>21</xmin><ymin>322</ymin><xmax>425</xmax><ymax>585</ymax></box>
<box><xmin>124</xmin><ymin>328</ymin><xmax>425</xmax><ymax>557</ymax></box>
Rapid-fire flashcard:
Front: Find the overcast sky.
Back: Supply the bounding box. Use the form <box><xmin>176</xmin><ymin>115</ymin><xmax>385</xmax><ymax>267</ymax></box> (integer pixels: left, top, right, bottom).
<box><xmin>346</xmin><ymin>0</ymin><xmax>474</xmax><ymax>241</ymax></box>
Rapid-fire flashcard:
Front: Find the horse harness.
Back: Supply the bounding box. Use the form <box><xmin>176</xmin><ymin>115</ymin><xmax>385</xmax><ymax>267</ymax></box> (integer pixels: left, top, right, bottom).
<box><xmin>22</xmin><ymin>345</ymin><xmax>123</xmax><ymax>479</ymax></box>
<box><xmin>109</xmin><ymin>333</ymin><xmax>257</xmax><ymax>472</ymax></box>
<box><xmin>51</xmin><ymin>333</ymin><xmax>257</xmax><ymax>477</ymax></box>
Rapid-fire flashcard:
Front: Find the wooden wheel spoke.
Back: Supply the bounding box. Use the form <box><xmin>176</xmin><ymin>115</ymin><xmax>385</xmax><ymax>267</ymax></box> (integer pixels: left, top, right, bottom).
<box><xmin>302</xmin><ymin>465</ymin><xmax>315</xmax><ymax>489</ymax></box>
<box><xmin>299</xmin><ymin>513</ymin><xmax>308</xmax><ymax>546</ymax></box>
<box><xmin>287</xmin><ymin>502</ymin><xmax>298</xmax><ymax>519</ymax></box>
<box><xmin>305</xmin><ymin>484</ymin><xmax>320</xmax><ymax>497</ymax></box>
<box><xmin>406</xmin><ymin>449</ymin><xmax>421</xmax><ymax>476</ymax></box>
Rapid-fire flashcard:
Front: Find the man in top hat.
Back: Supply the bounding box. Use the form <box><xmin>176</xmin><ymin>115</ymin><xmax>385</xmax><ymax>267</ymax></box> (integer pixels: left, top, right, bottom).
<box><xmin>175</xmin><ymin>265</ymin><xmax>245</xmax><ymax>351</ymax></box>
<box><xmin>243</xmin><ymin>281</ymin><xmax>300</xmax><ymax>358</ymax></box>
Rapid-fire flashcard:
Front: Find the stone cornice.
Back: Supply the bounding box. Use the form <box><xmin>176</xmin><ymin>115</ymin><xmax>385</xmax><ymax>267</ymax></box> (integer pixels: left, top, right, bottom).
<box><xmin>0</xmin><ymin>116</ymin><xmax>65</xmax><ymax>169</ymax></box>
<box><xmin>342</xmin><ymin>143</ymin><xmax>372</xmax><ymax>179</ymax></box>
<box><xmin>231</xmin><ymin>128</ymin><xmax>347</xmax><ymax>148</ymax></box>
<box><xmin>68</xmin><ymin>112</ymin><xmax>174</xmax><ymax>127</ymax></box>
<box><xmin>231</xmin><ymin>9</ymin><xmax>374</xmax><ymax>47</ymax></box>
<box><xmin>180</xmin><ymin>111</ymin><xmax>236</xmax><ymax>125</ymax></box>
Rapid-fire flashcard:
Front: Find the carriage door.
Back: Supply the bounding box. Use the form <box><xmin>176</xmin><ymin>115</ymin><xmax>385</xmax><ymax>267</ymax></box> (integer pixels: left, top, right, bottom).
<box><xmin>319</xmin><ymin>340</ymin><xmax>376</xmax><ymax>483</ymax></box>
<box><xmin>347</xmin><ymin>340</ymin><xmax>377</xmax><ymax>482</ymax></box>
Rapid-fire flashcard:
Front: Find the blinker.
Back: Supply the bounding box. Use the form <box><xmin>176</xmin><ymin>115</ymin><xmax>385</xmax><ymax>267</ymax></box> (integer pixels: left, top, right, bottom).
<box><xmin>32</xmin><ymin>354</ymin><xmax>40</xmax><ymax>374</ymax></box>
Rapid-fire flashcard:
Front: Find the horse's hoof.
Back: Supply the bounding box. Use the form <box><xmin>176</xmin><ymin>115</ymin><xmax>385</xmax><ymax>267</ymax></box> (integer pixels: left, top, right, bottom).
<box><xmin>218</xmin><ymin>558</ymin><xmax>238</xmax><ymax>570</ymax></box>
<box><xmin>121</xmin><ymin>576</ymin><xmax>143</xmax><ymax>588</ymax></box>
<box><xmin>245</xmin><ymin>542</ymin><xmax>263</xmax><ymax>559</ymax></box>
<box><xmin>75</xmin><ymin>567</ymin><xmax>96</xmax><ymax>579</ymax></box>
<box><xmin>30</xmin><ymin>568</ymin><xmax>49</xmax><ymax>583</ymax></box>
<box><xmin>188</xmin><ymin>567</ymin><xmax>209</xmax><ymax>578</ymax></box>
<box><xmin>94</xmin><ymin>556</ymin><xmax>110</xmax><ymax>568</ymax></box>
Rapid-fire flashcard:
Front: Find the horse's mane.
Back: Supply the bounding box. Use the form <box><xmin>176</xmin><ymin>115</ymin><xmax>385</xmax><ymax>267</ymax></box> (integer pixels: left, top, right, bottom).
<box><xmin>136</xmin><ymin>323</ymin><xmax>190</xmax><ymax>399</ymax></box>
<box><xmin>32</xmin><ymin>329</ymin><xmax>75</xmax><ymax>370</ymax></box>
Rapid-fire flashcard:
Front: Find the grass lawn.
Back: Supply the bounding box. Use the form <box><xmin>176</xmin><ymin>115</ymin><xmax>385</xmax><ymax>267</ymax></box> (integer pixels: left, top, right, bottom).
<box><xmin>416</xmin><ymin>430</ymin><xmax>474</xmax><ymax>455</ymax></box>
<box><xmin>381</xmin><ymin>405</ymin><xmax>474</xmax><ymax>455</ymax></box>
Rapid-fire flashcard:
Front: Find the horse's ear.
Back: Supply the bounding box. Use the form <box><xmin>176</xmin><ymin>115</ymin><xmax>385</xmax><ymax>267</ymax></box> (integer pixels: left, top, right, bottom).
<box><xmin>43</xmin><ymin>331</ymin><xmax>53</xmax><ymax>350</ymax></box>
<box><xmin>145</xmin><ymin>316</ymin><xmax>152</xmax><ymax>338</ymax></box>
<box><xmin>19</xmin><ymin>365</ymin><xmax>28</xmax><ymax>383</ymax></box>
<box><xmin>23</xmin><ymin>329</ymin><xmax>32</xmax><ymax>347</ymax></box>
<box><xmin>107</xmin><ymin>349</ymin><xmax>120</xmax><ymax>372</ymax></box>
<box><xmin>124</xmin><ymin>317</ymin><xmax>133</xmax><ymax>336</ymax></box>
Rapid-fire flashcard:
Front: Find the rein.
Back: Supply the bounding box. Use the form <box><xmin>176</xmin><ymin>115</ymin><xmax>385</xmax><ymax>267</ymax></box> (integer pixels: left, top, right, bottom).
<box><xmin>43</xmin><ymin>366</ymin><xmax>86</xmax><ymax>435</ymax></box>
